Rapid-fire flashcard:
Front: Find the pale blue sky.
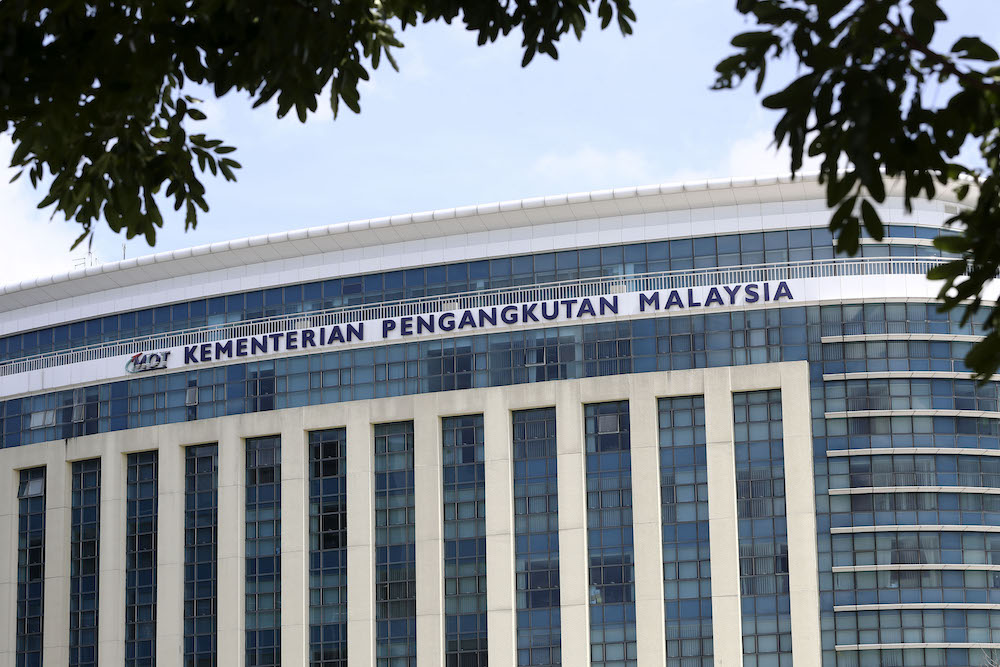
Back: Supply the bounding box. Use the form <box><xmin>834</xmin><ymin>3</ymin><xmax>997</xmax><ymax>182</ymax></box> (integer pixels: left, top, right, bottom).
<box><xmin>2</xmin><ymin>1</ymin><xmax>997</xmax><ymax>284</ymax></box>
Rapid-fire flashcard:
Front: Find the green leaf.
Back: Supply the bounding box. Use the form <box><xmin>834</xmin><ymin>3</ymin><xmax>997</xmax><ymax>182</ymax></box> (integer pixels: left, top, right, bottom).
<box><xmin>860</xmin><ymin>200</ymin><xmax>883</xmax><ymax>241</ymax></box>
<box><xmin>951</xmin><ymin>36</ymin><xmax>999</xmax><ymax>62</ymax></box>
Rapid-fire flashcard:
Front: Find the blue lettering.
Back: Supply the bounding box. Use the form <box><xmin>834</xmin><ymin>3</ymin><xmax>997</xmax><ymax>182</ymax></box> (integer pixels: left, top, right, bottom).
<box><xmin>705</xmin><ymin>288</ymin><xmax>723</xmax><ymax>307</ymax></box>
<box><xmin>236</xmin><ymin>338</ymin><xmax>248</xmax><ymax>357</ymax></box>
<box><xmin>286</xmin><ymin>331</ymin><xmax>298</xmax><ymax>350</ymax></box>
<box><xmin>577</xmin><ymin>298</ymin><xmax>596</xmax><ymax>318</ymax></box>
<box><xmin>400</xmin><ymin>317</ymin><xmax>413</xmax><ymax>336</ymax></box>
<box><xmin>383</xmin><ymin>319</ymin><xmax>397</xmax><ymax>338</ymax></box>
<box><xmin>252</xmin><ymin>337</ymin><xmax>268</xmax><ymax>354</ymax></box>
<box><xmin>639</xmin><ymin>292</ymin><xmax>660</xmax><ymax>312</ymax></box>
<box><xmin>501</xmin><ymin>306</ymin><xmax>518</xmax><ymax>324</ymax></box>
<box><xmin>687</xmin><ymin>289</ymin><xmax>701</xmax><ymax>308</ymax></box>
<box><xmin>665</xmin><ymin>290</ymin><xmax>684</xmax><ymax>309</ymax></box>
<box><xmin>458</xmin><ymin>311</ymin><xmax>477</xmax><ymax>329</ymax></box>
<box><xmin>200</xmin><ymin>343</ymin><xmax>211</xmax><ymax>362</ymax></box>
<box><xmin>599</xmin><ymin>296</ymin><xmax>619</xmax><ymax>315</ymax></box>
<box><xmin>347</xmin><ymin>323</ymin><xmax>363</xmax><ymax>341</ymax></box>
<box><xmin>440</xmin><ymin>313</ymin><xmax>455</xmax><ymax>332</ymax></box>
<box><xmin>479</xmin><ymin>308</ymin><xmax>497</xmax><ymax>327</ymax></box>
<box><xmin>522</xmin><ymin>303</ymin><xmax>539</xmax><ymax>322</ymax></box>
<box><xmin>417</xmin><ymin>315</ymin><xmax>435</xmax><ymax>334</ymax></box>
<box><xmin>301</xmin><ymin>330</ymin><xmax>316</xmax><ymax>348</ymax></box>
<box><xmin>541</xmin><ymin>301</ymin><xmax>560</xmax><ymax>320</ymax></box>
<box><xmin>724</xmin><ymin>285</ymin><xmax>741</xmax><ymax>304</ymax></box>
<box><xmin>745</xmin><ymin>284</ymin><xmax>759</xmax><ymax>303</ymax></box>
<box><xmin>774</xmin><ymin>281</ymin><xmax>793</xmax><ymax>301</ymax></box>
<box><xmin>184</xmin><ymin>346</ymin><xmax>198</xmax><ymax>364</ymax></box>
<box><xmin>215</xmin><ymin>341</ymin><xmax>233</xmax><ymax>358</ymax></box>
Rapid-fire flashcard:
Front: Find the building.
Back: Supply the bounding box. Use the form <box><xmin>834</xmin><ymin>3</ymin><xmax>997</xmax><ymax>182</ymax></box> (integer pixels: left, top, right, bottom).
<box><xmin>1</xmin><ymin>174</ymin><xmax>997</xmax><ymax>667</ymax></box>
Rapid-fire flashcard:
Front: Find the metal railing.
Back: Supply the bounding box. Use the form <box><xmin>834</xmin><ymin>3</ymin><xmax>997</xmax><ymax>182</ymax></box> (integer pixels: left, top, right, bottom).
<box><xmin>0</xmin><ymin>257</ymin><xmax>952</xmax><ymax>378</ymax></box>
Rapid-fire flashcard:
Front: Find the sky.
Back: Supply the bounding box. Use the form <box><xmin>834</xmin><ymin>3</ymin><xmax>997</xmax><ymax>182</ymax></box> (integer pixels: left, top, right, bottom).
<box><xmin>2</xmin><ymin>1</ymin><xmax>998</xmax><ymax>285</ymax></box>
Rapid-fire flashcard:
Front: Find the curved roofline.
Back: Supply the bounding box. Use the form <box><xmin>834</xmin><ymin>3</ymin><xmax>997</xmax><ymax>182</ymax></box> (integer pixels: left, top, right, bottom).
<box><xmin>0</xmin><ymin>171</ymin><xmax>959</xmax><ymax>310</ymax></box>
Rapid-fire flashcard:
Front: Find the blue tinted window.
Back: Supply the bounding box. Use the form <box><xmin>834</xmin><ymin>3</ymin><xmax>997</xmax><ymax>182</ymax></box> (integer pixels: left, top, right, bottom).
<box><xmin>126</xmin><ymin>452</ymin><xmax>158</xmax><ymax>666</ymax></box>
<box><xmin>733</xmin><ymin>390</ymin><xmax>790</xmax><ymax>665</ymax></box>
<box><xmin>185</xmin><ymin>444</ymin><xmax>218</xmax><ymax>665</ymax></box>
<box><xmin>375</xmin><ymin>422</ymin><xmax>416</xmax><ymax>666</ymax></box>
<box><xmin>309</xmin><ymin>429</ymin><xmax>347</xmax><ymax>666</ymax></box>
<box><xmin>513</xmin><ymin>408</ymin><xmax>561</xmax><ymax>666</ymax></box>
<box><xmin>585</xmin><ymin>401</ymin><xmax>637</xmax><ymax>667</ymax></box>
<box><xmin>246</xmin><ymin>437</ymin><xmax>281</xmax><ymax>667</ymax></box>
<box><xmin>71</xmin><ymin>459</ymin><xmax>101</xmax><ymax>667</ymax></box>
<box><xmin>443</xmin><ymin>415</ymin><xmax>487</xmax><ymax>666</ymax></box>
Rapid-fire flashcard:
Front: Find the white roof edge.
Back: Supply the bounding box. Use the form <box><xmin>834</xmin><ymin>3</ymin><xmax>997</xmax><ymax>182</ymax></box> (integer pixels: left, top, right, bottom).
<box><xmin>0</xmin><ymin>171</ymin><xmax>963</xmax><ymax>304</ymax></box>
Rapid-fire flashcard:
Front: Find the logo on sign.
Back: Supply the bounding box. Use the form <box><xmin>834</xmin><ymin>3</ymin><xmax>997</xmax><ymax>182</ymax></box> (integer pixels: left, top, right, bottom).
<box><xmin>125</xmin><ymin>351</ymin><xmax>171</xmax><ymax>374</ymax></box>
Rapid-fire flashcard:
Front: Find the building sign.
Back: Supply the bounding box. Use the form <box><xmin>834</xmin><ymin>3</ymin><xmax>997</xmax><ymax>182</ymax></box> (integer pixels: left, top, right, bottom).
<box><xmin>125</xmin><ymin>351</ymin><xmax>171</xmax><ymax>373</ymax></box>
<box><xmin>170</xmin><ymin>281</ymin><xmax>793</xmax><ymax>367</ymax></box>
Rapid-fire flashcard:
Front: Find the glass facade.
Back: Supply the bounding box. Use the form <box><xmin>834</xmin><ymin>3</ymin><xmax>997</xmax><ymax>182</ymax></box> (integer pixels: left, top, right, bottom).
<box><xmin>309</xmin><ymin>428</ymin><xmax>348</xmax><ymax>667</ymax></box>
<box><xmin>70</xmin><ymin>459</ymin><xmax>101</xmax><ymax>667</ymax></box>
<box><xmin>512</xmin><ymin>408</ymin><xmax>562</xmax><ymax>666</ymax></box>
<box><xmin>4</xmin><ymin>301</ymin><xmax>993</xmax><ymax>449</ymax></box>
<box><xmin>16</xmin><ymin>466</ymin><xmax>45</xmax><ymax>667</ymax></box>
<box><xmin>585</xmin><ymin>401</ymin><xmax>637</xmax><ymax>667</ymax></box>
<box><xmin>185</xmin><ymin>444</ymin><xmax>218</xmax><ymax>666</ymax></box>
<box><xmin>246</xmin><ymin>436</ymin><xmax>282</xmax><ymax>667</ymax></box>
<box><xmin>442</xmin><ymin>414</ymin><xmax>488</xmax><ymax>666</ymax></box>
<box><xmin>658</xmin><ymin>396</ymin><xmax>712</xmax><ymax>665</ymax></box>
<box><xmin>7</xmin><ymin>205</ymin><xmax>1000</xmax><ymax>667</ymax></box>
<box><xmin>126</xmin><ymin>451</ymin><xmax>158</xmax><ymax>667</ymax></box>
<box><xmin>374</xmin><ymin>421</ymin><xmax>416</xmax><ymax>667</ymax></box>
<box><xmin>0</xmin><ymin>223</ymin><xmax>960</xmax><ymax>364</ymax></box>
<box><xmin>734</xmin><ymin>390</ymin><xmax>790</xmax><ymax>667</ymax></box>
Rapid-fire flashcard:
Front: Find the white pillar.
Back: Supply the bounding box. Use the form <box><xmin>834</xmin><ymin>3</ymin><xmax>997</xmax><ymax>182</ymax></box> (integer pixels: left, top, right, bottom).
<box><xmin>280</xmin><ymin>419</ymin><xmax>309</xmax><ymax>665</ymax></box>
<box><xmin>42</xmin><ymin>451</ymin><xmax>69</xmax><ymax>666</ymax></box>
<box><xmin>627</xmin><ymin>385</ymin><xmax>667</xmax><ymax>665</ymax></box>
<box><xmin>97</xmin><ymin>441</ymin><xmax>125</xmax><ymax>666</ymax></box>
<box><xmin>483</xmin><ymin>389</ymin><xmax>517</xmax><ymax>666</ymax></box>
<box><xmin>555</xmin><ymin>383</ymin><xmax>590</xmax><ymax>667</ymax></box>
<box><xmin>156</xmin><ymin>439</ymin><xmax>185</xmax><ymax>665</ymax></box>
<box><xmin>780</xmin><ymin>363</ymin><xmax>822</xmax><ymax>663</ymax></box>
<box><xmin>217</xmin><ymin>426</ymin><xmax>245</xmax><ymax>667</ymax></box>
<box><xmin>346</xmin><ymin>406</ymin><xmax>375</xmax><ymax>667</ymax></box>
<box><xmin>703</xmin><ymin>368</ymin><xmax>743</xmax><ymax>667</ymax></box>
<box><xmin>414</xmin><ymin>410</ymin><xmax>445</xmax><ymax>666</ymax></box>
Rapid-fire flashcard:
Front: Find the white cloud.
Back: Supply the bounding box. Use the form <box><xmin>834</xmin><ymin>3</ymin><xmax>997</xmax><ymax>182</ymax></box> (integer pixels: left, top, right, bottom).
<box><xmin>529</xmin><ymin>146</ymin><xmax>657</xmax><ymax>192</ymax></box>
<box><xmin>0</xmin><ymin>137</ymin><xmax>84</xmax><ymax>287</ymax></box>
<box><xmin>724</xmin><ymin>128</ymin><xmax>820</xmax><ymax>178</ymax></box>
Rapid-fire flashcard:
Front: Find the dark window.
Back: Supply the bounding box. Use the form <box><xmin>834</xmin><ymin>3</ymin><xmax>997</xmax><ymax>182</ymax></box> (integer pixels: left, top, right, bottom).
<box><xmin>126</xmin><ymin>452</ymin><xmax>158</xmax><ymax>666</ymax></box>
<box><xmin>71</xmin><ymin>459</ymin><xmax>101</xmax><ymax>667</ymax></box>
<box><xmin>309</xmin><ymin>428</ymin><xmax>347</xmax><ymax>666</ymax></box>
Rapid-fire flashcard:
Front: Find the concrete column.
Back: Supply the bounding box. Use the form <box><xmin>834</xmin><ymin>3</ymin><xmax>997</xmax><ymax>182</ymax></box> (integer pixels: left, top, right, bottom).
<box><xmin>217</xmin><ymin>426</ymin><xmax>245</xmax><ymax>667</ymax></box>
<box><xmin>780</xmin><ymin>363</ymin><xmax>822</xmax><ymax>663</ymax></box>
<box><xmin>483</xmin><ymin>390</ymin><xmax>517</xmax><ymax>666</ymax></box>
<box><xmin>346</xmin><ymin>406</ymin><xmax>375</xmax><ymax>667</ymax></box>
<box><xmin>0</xmin><ymin>463</ymin><xmax>14</xmax><ymax>667</ymax></box>
<box><xmin>156</xmin><ymin>439</ymin><xmax>185</xmax><ymax>665</ymax></box>
<box><xmin>414</xmin><ymin>410</ymin><xmax>445</xmax><ymax>666</ymax></box>
<box><xmin>42</xmin><ymin>449</ymin><xmax>69</xmax><ymax>666</ymax></box>
<box><xmin>97</xmin><ymin>441</ymin><xmax>125</xmax><ymax>666</ymax></box>
<box><xmin>703</xmin><ymin>368</ymin><xmax>742</xmax><ymax>667</ymax></box>
<box><xmin>280</xmin><ymin>420</ymin><xmax>309</xmax><ymax>665</ymax></box>
<box><xmin>554</xmin><ymin>383</ymin><xmax>590</xmax><ymax>667</ymax></box>
<box><xmin>627</xmin><ymin>385</ymin><xmax>667</xmax><ymax>665</ymax></box>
